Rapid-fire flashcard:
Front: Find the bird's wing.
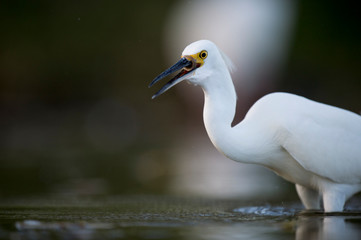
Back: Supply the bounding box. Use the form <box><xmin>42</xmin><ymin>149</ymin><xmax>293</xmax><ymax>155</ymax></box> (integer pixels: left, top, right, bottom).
<box><xmin>281</xmin><ymin>109</ymin><xmax>361</xmax><ymax>184</ymax></box>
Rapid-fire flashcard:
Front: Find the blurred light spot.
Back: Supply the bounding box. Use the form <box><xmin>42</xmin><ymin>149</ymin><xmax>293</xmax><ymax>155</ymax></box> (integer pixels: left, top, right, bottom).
<box><xmin>167</xmin><ymin>134</ymin><xmax>289</xmax><ymax>199</ymax></box>
<box><xmin>160</xmin><ymin>0</ymin><xmax>296</xmax><ymax>199</ymax></box>
<box><xmin>85</xmin><ymin>98</ymin><xmax>138</xmax><ymax>152</ymax></box>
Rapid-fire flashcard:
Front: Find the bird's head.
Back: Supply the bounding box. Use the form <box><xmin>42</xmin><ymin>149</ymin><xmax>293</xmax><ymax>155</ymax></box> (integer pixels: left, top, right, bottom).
<box><xmin>149</xmin><ymin>40</ymin><xmax>234</xmax><ymax>99</ymax></box>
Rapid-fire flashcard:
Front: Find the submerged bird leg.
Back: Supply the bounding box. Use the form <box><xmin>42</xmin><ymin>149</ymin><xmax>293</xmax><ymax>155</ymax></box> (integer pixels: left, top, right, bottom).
<box><xmin>323</xmin><ymin>191</ymin><xmax>346</xmax><ymax>212</ymax></box>
<box><xmin>296</xmin><ymin>184</ymin><xmax>321</xmax><ymax>210</ymax></box>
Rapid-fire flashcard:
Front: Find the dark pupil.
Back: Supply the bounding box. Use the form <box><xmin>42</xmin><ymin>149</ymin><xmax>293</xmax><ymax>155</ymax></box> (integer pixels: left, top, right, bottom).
<box><xmin>201</xmin><ymin>52</ymin><xmax>206</xmax><ymax>58</ymax></box>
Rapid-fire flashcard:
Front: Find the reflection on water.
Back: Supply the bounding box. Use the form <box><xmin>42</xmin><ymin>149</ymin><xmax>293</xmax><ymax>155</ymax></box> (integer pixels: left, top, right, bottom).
<box><xmin>296</xmin><ymin>215</ymin><xmax>361</xmax><ymax>240</ymax></box>
<box><xmin>0</xmin><ymin>198</ymin><xmax>360</xmax><ymax>240</ymax></box>
<box><xmin>187</xmin><ymin>215</ymin><xmax>361</xmax><ymax>240</ymax></box>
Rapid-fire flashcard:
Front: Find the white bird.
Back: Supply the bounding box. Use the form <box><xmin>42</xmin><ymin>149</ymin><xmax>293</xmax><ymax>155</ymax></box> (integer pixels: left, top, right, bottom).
<box><xmin>149</xmin><ymin>40</ymin><xmax>361</xmax><ymax>212</ymax></box>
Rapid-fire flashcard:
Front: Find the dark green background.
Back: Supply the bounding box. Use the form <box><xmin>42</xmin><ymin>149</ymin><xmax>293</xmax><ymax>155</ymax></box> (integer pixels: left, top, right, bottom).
<box><xmin>0</xmin><ymin>1</ymin><xmax>360</xmax><ymax>197</ymax></box>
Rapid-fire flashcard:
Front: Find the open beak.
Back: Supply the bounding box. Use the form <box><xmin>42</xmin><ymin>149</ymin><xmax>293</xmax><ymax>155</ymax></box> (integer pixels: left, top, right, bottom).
<box><xmin>149</xmin><ymin>56</ymin><xmax>197</xmax><ymax>99</ymax></box>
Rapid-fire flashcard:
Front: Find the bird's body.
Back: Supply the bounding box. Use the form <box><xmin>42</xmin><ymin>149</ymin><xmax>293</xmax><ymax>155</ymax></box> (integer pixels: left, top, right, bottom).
<box><xmin>206</xmin><ymin>91</ymin><xmax>361</xmax><ymax>211</ymax></box>
<box><xmin>150</xmin><ymin>40</ymin><xmax>361</xmax><ymax>212</ymax></box>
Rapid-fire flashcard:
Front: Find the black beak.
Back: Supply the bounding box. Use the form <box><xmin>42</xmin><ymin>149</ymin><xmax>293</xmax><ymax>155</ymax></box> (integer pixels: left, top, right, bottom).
<box><xmin>149</xmin><ymin>57</ymin><xmax>194</xmax><ymax>99</ymax></box>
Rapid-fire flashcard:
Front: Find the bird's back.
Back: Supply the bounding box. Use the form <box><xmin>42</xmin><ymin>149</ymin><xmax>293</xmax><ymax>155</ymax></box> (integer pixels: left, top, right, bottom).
<box><xmin>245</xmin><ymin>92</ymin><xmax>361</xmax><ymax>184</ymax></box>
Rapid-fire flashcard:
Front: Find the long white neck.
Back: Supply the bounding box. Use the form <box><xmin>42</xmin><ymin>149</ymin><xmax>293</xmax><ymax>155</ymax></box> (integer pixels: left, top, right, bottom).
<box><xmin>202</xmin><ymin>71</ymin><xmax>238</xmax><ymax>158</ymax></box>
<box><xmin>201</xmin><ymin>69</ymin><xmax>273</xmax><ymax>164</ymax></box>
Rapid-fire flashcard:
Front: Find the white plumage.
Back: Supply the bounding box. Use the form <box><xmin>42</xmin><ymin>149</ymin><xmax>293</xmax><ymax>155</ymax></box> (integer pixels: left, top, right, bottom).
<box><xmin>150</xmin><ymin>40</ymin><xmax>361</xmax><ymax>212</ymax></box>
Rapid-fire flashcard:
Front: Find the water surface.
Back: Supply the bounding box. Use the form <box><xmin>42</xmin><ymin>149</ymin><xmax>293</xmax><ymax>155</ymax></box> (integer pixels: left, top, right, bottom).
<box><xmin>0</xmin><ymin>196</ymin><xmax>360</xmax><ymax>240</ymax></box>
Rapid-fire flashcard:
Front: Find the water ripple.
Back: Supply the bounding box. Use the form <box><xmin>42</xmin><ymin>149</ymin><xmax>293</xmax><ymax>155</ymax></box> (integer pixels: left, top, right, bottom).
<box><xmin>233</xmin><ymin>205</ymin><xmax>299</xmax><ymax>216</ymax></box>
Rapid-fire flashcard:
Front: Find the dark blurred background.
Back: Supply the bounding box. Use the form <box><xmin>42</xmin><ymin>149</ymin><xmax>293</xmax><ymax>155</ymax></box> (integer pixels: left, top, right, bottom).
<box><xmin>0</xmin><ymin>0</ymin><xmax>360</xmax><ymax>199</ymax></box>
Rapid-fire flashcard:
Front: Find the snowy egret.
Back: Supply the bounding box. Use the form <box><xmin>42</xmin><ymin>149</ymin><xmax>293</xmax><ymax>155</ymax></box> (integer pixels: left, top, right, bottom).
<box><xmin>149</xmin><ymin>40</ymin><xmax>361</xmax><ymax>212</ymax></box>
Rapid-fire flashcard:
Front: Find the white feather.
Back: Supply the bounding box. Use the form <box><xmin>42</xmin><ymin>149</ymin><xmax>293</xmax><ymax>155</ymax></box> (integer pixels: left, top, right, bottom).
<box><xmin>219</xmin><ymin>49</ymin><xmax>236</xmax><ymax>73</ymax></box>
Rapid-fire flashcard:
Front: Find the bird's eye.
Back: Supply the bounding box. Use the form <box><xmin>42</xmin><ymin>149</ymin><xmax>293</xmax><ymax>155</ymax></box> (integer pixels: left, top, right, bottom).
<box><xmin>199</xmin><ymin>50</ymin><xmax>208</xmax><ymax>59</ymax></box>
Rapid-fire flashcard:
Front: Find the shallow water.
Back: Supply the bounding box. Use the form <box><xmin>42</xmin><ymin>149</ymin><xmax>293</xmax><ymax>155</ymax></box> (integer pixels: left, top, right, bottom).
<box><xmin>0</xmin><ymin>196</ymin><xmax>360</xmax><ymax>240</ymax></box>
